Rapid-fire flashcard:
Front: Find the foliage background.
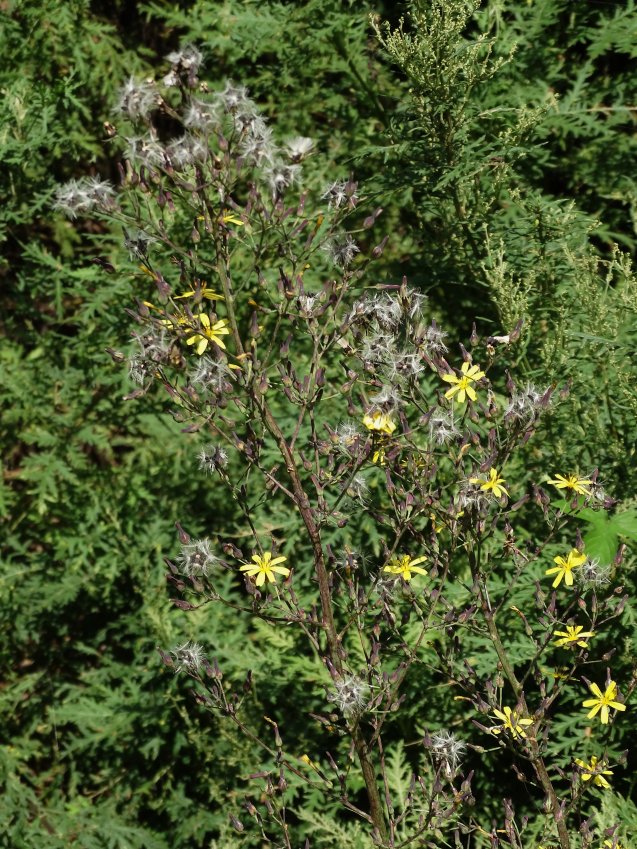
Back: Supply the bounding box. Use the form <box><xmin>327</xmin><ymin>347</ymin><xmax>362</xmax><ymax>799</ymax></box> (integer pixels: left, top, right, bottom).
<box><xmin>1</xmin><ymin>0</ymin><xmax>636</xmax><ymax>846</ymax></box>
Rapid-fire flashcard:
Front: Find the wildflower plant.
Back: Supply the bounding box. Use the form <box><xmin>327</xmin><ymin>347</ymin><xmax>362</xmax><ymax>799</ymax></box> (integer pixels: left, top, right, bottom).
<box><xmin>66</xmin><ymin>37</ymin><xmax>637</xmax><ymax>849</ymax></box>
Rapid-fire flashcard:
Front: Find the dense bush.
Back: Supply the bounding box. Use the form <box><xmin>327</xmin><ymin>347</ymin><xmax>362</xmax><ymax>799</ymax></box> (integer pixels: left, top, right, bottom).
<box><xmin>1</xmin><ymin>1</ymin><xmax>636</xmax><ymax>847</ymax></box>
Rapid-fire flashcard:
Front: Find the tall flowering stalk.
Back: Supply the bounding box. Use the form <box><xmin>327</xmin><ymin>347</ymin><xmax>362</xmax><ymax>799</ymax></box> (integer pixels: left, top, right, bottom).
<box><xmin>61</xmin><ymin>45</ymin><xmax>635</xmax><ymax>849</ymax></box>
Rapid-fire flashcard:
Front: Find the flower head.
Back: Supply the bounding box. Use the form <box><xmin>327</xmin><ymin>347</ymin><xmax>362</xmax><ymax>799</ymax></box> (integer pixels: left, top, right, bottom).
<box><xmin>553</xmin><ymin>624</ymin><xmax>595</xmax><ymax>649</ymax></box>
<box><xmin>582</xmin><ymin>680</ymin><xmax>626</xmax><ymax>725</ymax></box>
<box><xmin>185</xmin><ymin>314</ymin><xmax>230</xmax><ymax>355</ymax></box>
<box><xmin>469</xmin><ymin>468</ymin><xmax>508</xmax><ymax>498</ymax></box>
<box><xmin>441</xmin><ymin>361</ymin><xmax>485</xmax><ymax>404</ymax></box>
<box><xmin>490</xmin><ymin>705</ymin><xmax>534</xmax><ymax>740</ymax></box>
<box><xmin>545</xmin><ymin>548</ymin><xmax>586</xmax><ymax>588</ymax></box>
<box><xmin>174</xmin><ymin>283</ymin><xmax>224</xmax><ymax>302</ymax></box>
<box><xmin>547</xmin><ymin>473</ymin><xmax>593</xmax><ymax>497</ymax></box>
<box><xmin>362</xmin><ymin>410</ymin><xmax>396</xmax><ymax>436</ymax></box>
<box><xmin>574</xmin><ymin>755</ymin><xmax>613</xmax><ymax>788</ymax></box>
<box><xmin>383</xmin><ymin>553</ymin><xmax>428</xmax><ymax>582</ymax></box>
<box><xmin>240</xmin><ymin>552</ymin><xmax>290</xmax><ymax>587</ymax></box>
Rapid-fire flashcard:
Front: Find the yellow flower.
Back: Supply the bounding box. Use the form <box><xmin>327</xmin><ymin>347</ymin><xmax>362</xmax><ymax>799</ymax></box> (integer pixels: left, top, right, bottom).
<box><xmin>372</xmin><ymin>446</ymin><xmax>387</xmax><ymax>465</ymax></box>
<box><xmin>547</xmin><ymin>473</ymin><xmax>593</xmax><ymax>496</ymax></box>
<box><xmin>239</xmin><ymin>552</ymin><xmax>290</xmax><ymax>587</ymax></box>
<box><xmin>553</xmin><ymin>624</ymin><xmax>595</xmax><ymax>648</ymax></box>
<box><xmin>603</xmin><ymin>840</ymin><xmax>625</xmax><ymax>849</ymax></box>
<box><xmin>545</xmin><ymin>548</ymin><xmax>586</xmax><ymax>588</ymax></box>
<box><xmin>490</xmin><ymin>705</ymin><xmax>534</xmax><ymax>740</ymax></box>
<box><xmin>574</xmin><ymin>755</ymin><xmax>613</xmax><ymax>788</ymax></box>
<box><xmin>174</xmin><ymin>282</ymin><xmax>224</xmax><ymax>301</ymax></box>
<box><xmin>469</xmin><ymin>467</ymin><xmax>509</xmax><ymax>498</ymax></box>
<box><xmin>185</xmin><ymin>314</ymin><xmax>230</xmax><ymax>355</ymax></box>
<box><xmin>221</xmin><ymin>212</ymin><xmax>245</xmax><ymax>226</ymax></box>
<box><xmin>383</xmin><ymin>554</ymin><xmax>428</xmax><ymax>582</ymax></box>
<box><xmin>582</xmin><ymin>680</ymin><xmax>626</xmax><ymax>725</ymax></box>
<box><xmin>362</xmin><ymin>410</ymin><xmax>396</xmax><ymax>435</ymax></box>
<box><xmin>441</xmin><ymin>361</ymin><xmax>485</xmax><ymax>403</ymax></box>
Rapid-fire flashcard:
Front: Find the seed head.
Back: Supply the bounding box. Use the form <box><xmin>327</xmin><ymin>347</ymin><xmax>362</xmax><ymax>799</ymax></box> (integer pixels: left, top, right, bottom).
<box><xmin>329</xmin><ymin>675</ymin><xmax>370</xmax><ymax>717</ymax></box>
<box><xmin>403</xmin><ymin>287</ymin><xmax>428</xmax><ymax>320</ymax></box>
<box><xmin>176</xmin><ymin>538</ymin><xmax>220</xmax><ymax>577</ymax></box>
<box><xmin>427</xmin><ymin>410</ymin><xmax>460</xmax><ymax>445</ymax></box>
<box><xmin>183</xmin><ymin>98</ymin><xmax>218</xmax><ymax>131</ymax></box>
<box><xmin>359</xmin><ymin>331</ymin><xmax>396</xmax><ymax>366</ymax></box>
<box><xmin>170</xmin><ymin>641</ymin><xmax>205</xmax><ymax>674</ymax></box>
<box><xmin>576</xmin><ymin>557</ymin><xmax>611</xmax><ymax>588</ymax></box>
<box><xmin>190</xmin><ymin>356</ymin><xmax>233</xmax><ymax>394</ymax></box>
<box><xmin>505</xmin><ymin>383</ymin><xmax>545</xmax><ymax>423</ymax></box>
<box><xmin>346</xmin><ymin>474</ymin><xmax>369</xmax><ymax>502</ymax></box>
<box><xmin>383</xmin><ymin>350</ymin><xmax>425</xmax><ymax>381</ymax></box>
<box><xmin>166</xmin><ymin>44</ymin><xmax>203</xmax><ymax>74</ymax></box>
<box><xmin>124</xmin><ymin>229</ymin><xmax>154</xmax><ymax>260</ymax></box>
<box><xmin>263</xmin><ymin>162</ymin><xmax>301</xmax><ymax>198</ymax></box>
<box><xmin>124</xmin><ymin>135</ymin><xmax>165</xmax><ymax>167</ymax></box>
<box><xmin>370</xmin><ymin>384</ymin><xmax>404</xmax><ymax>410</ymax></box>
<box><xmin>116</xmin><ymin>77</ymin><xmax>157</xmax><ymax>121</ymax></box>
<box><xmin>285</xmin><ymin>136</ymin><xmax>314</xmax><ymax>161</ymax></box>
<box><xmin>321</xmin><ymin>180</ymin><xmax>358</xmax><ymax>210</ymax></box>
<box><xmin>239</xmin><ymin>120</ymin><xmax>276</xmax><ymax>165</ymax></box>
<box><xmin>166</xmin><ymin>134</ymin><xmax>208</xmax><ymax>169</ymax></box>
<box><xmin>53</xmin><ymin>177</ymin><xmax>116</xmax><ymax>219</ymax></box>
<box><xmin>197</xmin><ymin>444</ymin><xmax>229</xmax><ymax>474</ymax></box>
<box><xmin>128</xmin><ymin>356</ymin><xmax>150</xmax><ymax>386</ymax></box>
<box><xmin>217</xmin><ymin>80</ymin><xmax>250</xmax><ymax>113</ymax></box>
<box><xmin>323</xmin><ymin>235</ymin><xmax>359</xmax><ymax>269</ymax></box>
<box><xmin>429</xmin><ymin>730</ymin><xmax>466</xmax><ymax>777</ymax></box>
<box><xmin>422</xmin><ymin>322</ymin><xmax>448</xmax><ymax>355</ymax></box>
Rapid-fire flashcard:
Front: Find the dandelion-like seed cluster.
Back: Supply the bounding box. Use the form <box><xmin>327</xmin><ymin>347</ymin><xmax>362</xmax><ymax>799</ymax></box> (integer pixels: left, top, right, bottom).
<box><xmin>176</xmin><ymin>538</ymin><xmax>219</xmax><ymax>578</ymax></box>
<box><xmin>329</xmin><ymin>675</ymin><xmax>370</xmax><ymax>717</ymax></box>
<box><xmin>429</xmin><ymin>730</ymin><xmax>466</xmax><ymax>776</ymax></box>
<box><xmin>170</xmin><ymin>641</ymin><xmax>205</xmax><ymax>674</ymax></box>
<box><xmin>197</xmin><ymin>445</ymin><xmax>229</xmax><ymax>474</ymax></box>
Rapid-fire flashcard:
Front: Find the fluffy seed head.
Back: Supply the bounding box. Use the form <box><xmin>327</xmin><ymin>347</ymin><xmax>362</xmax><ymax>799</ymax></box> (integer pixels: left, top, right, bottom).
<box><xmin>263</xmin><ymin>162</ymin><xmax>301</xmax><ymax>198</ymax></box>
<box><xmin>576</xmin><ymin>557</ymin><xmax>611</xmax><ymax>588</ymax></box>
<box><xmin>422</xmin><ymin>322</ymin><xmax>448</xmax><ymax>355</ymax></box>
<box><xmin>183</xmin><ymin>98</ymin><xmax>218</xmax><ymax>131</ymax></box>
<box><xmin>324</xmin><ymin>235</ymin><xmax>359</xmax><ymax>268</ymax></box>
<box><xmin>321</xmin><ymin>180</ymin><xmax>358</xmax><ymax>209</ymax></box>
<box><xmin>176</xmin><ymin>538</ymin><xmax>219</xmax><ymax>577</ymax></box>
<box><xmin>505</xmin><ymin>383</ymin><xmax>546</xmax><ymax>423</ymax></box>
<box><xmin>285</xmin><ymin>136</ymin><xmax>314</xmax><ymax>161</ymax></box>
<box><xmin>197</xmin><ymin>444</ymin><xmax>229</xmax><ymax>474</ymax></box>
<box><xmin>116</xmin><ymin>77</ymin><xmax>157</xmax><ymax>121</ymax></box>
<box><xmin>166</xmin><ymin>44</ymin><xmax>203</xmax><ymax>73</ymax></box>
<box><xmin>427</xmin><ymin>410</ymin><xmax>460</xmax><ymax>445</ymax></box>
<box><xmin>53</xmin><ymin>177</ymin><xmax>116</xmax><ymax>219</ymax></box>
<box><xmin>429</xmin><ymin>730</ymin><xmax>466</xmax><ymax>776</ymax></box>
<box><xmin>329</xmin><ymin>675</ymin><xmax>370</xmax><ymax>717</ymax></box>
<box><xmin>170</xmin><ymin>641</ymin><xmax>205</xmax><ymax>674</ymax></box>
